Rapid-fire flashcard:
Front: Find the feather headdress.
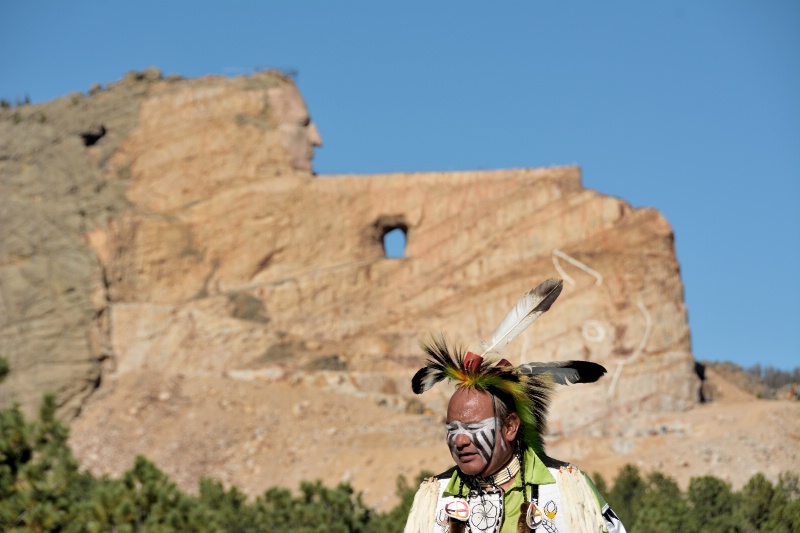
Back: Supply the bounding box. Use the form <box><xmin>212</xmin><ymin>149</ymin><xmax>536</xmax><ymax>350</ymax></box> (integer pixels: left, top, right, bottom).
<box><xmin>411</xmin><ymin>278</ymin><xmax>606</xmax><ymax>455</ymax></box>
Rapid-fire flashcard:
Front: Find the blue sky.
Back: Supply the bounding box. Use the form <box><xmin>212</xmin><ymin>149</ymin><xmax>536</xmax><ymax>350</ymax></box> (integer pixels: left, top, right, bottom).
<box><xmin>2</xmin><ymin>1</ymin><xmax>798</xmax><ymax>371</ymax></box>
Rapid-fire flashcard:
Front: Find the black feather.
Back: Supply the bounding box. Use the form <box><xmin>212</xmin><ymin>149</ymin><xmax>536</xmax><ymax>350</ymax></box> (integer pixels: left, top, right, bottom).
<box><xmin>411</xmin><ymin>366</ymin><xmax>443</xmax><ymax>394</ymax></box>
<box><xmin>516</xmin><ymin>360</ymin><xmax>606</xmax><ymax>385</ymax></box>
<box><xmin>411</xmin><ymin>334</ymin><xmax>464</xmax><ymax>394</ymax></box>
<box><xmin>568</xmin><ymin>360</ymin><xmax>606</xmax><ymax>383</ymax></box>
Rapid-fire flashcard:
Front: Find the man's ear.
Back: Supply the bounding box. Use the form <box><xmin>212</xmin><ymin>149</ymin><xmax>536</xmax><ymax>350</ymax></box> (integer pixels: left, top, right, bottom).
<box><xmin>504</xmin><ymin>412</ymin><xmax>521</xmax><ymax>441</ymax></box>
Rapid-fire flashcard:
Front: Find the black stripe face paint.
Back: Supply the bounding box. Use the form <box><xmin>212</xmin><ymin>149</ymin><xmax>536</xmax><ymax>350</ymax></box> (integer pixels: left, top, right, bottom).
<box><xmin>445</xmin><ymin>417</ymin><xmax>499</xmax><ymax>465</ymax></box>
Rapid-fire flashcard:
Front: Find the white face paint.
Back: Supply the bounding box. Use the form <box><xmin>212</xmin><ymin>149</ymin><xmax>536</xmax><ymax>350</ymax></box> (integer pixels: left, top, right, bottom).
<box><xmin>445</xmin><ymin>416</ymin><xmax>500</xmax><ymax>465</ymax></box>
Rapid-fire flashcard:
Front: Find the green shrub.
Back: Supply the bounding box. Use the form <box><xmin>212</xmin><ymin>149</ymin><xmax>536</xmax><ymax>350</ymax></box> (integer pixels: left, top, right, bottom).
<box><xmin>606</xmin><ymin>463</ymin><xmax>646</xmax><ymax>526</ymax></box>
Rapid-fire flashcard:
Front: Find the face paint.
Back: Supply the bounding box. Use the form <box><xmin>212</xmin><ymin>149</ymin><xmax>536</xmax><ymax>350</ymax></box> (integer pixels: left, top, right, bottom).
<box><xmin>445</xmin><ymin>416</ymin><xmax>499</xmax><ymax>464</ymax></box>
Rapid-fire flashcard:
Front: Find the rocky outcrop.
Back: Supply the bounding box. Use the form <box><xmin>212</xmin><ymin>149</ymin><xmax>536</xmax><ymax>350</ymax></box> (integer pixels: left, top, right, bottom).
<box><xmin>1</xmin><ymin>70</ymin><xmax>701</xmax><ymax>503</ymax></box>
<box><xmin>0</xmin><ymin>69</ymin><xmax>322</xmax><ymax>417</ymax></box>
<box><xmin>0</xmin><ymin>76</ymin><xmax>148</xmax><ymax>417</ymax></box>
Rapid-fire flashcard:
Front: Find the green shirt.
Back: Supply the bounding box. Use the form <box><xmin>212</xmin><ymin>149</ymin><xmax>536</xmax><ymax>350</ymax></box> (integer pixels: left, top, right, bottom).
<box><xmin>441</xmin><ymin>448</ymin><xmax>607</xmax><ymax>533</ymax></box>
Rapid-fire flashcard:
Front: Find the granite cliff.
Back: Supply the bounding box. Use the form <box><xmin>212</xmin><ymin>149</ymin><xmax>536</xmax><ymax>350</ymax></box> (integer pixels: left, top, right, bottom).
<box><xmin>2</xmin><ymin>70</ymin><xmax>795</xmax><ymax>507</ymax></box>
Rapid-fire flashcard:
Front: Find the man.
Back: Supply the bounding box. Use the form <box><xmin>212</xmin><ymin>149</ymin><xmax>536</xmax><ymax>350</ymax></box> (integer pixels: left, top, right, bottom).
<box><xmin>404</xmin><ymin>279</ymin><xmax>626</xmax><ymax>533</ymax></box>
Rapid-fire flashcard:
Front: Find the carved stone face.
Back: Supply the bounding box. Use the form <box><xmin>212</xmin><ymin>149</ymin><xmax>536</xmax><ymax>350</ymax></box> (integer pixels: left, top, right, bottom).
<box><xmin>268</xmin><ymin>84</ymin><xmax>322</xmax><ymax>172</ymax></box>
<box><xmin>446</xmin><ymin>388</ymin><xmax>519</xmax><ymax>477</ymax></box>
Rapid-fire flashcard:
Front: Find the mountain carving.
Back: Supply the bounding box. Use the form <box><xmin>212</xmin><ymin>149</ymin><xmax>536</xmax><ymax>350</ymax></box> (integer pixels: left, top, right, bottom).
<box><xmin>6</xmin><ymin>70</ymin><xmax>789</xmax><ymax>507</ymax></box>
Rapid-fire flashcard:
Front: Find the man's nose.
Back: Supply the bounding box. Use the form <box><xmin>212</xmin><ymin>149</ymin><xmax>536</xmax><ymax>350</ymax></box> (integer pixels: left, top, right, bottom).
<box><xmin>454</xmin><ymin>433</ymin><xmax>471</xmax><ymax>449</ymax></box>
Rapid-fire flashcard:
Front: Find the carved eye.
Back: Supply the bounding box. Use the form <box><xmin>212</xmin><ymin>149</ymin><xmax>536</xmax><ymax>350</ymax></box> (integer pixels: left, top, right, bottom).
<box><xmin>301</xmin><ymin>116</ymin><xmax>311</xmax><ymax>127</ymax></box>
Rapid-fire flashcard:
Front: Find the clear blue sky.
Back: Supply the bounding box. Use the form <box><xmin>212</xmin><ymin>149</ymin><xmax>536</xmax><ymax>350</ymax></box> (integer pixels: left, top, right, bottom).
<box><xmin>2</xmin><ymin>1</ymin><xmax>798</xmax><ymax>371</ymax></box>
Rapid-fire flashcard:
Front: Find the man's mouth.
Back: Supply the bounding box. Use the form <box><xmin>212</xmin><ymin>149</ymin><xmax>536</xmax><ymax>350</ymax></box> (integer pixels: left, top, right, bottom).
<box><xmin>458</xmin><ymin>452</ymin><xmax>478</xmax><ymax>462</ymax></box>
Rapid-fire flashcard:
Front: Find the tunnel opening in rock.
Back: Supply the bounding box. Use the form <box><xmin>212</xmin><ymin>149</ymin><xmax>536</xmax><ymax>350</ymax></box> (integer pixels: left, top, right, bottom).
<box><xmin>369</xmin><ymin>215</ymin><xmax>409</xmax><ymax>259</ymax></box>
<box><xmin>383</xmin><ymin>227</ymin><xmax>407</xmax><ymax>258</ymax></box>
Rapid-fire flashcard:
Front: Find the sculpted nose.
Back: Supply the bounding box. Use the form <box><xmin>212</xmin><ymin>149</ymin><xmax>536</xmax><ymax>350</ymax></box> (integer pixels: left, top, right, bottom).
<box><xmin>306</xmin><ymin>121</ymin><xmax>322</xmax><ymax>147</ymax></box>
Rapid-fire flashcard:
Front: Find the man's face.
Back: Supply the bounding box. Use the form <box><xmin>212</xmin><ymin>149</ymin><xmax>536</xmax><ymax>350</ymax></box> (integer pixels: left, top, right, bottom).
<box><xmin>445</xmin><ymin>388</ymin><xmax>517</xmax><ymax>477</ymax></box>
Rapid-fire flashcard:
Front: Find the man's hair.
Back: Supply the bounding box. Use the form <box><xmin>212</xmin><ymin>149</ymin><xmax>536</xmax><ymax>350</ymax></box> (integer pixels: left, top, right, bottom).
<box><xmin>491</xmin><ymin>389</ymin><xmax>518</xmax><ymax>431</ymax></box>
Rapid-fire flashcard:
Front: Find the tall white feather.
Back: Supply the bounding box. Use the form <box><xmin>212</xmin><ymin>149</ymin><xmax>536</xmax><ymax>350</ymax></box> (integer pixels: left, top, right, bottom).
<box><xmin>479</xmin><ymin>278</ymin><xmax>564</xmax><ymax>356</ymax></box>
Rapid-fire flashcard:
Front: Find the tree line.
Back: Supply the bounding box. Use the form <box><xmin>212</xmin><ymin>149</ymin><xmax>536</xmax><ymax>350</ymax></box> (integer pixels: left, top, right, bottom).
<box><xmin>595</xmin><ymin>465</ymin><xmax>799</xmax><ymax>532</ymax></box>
<box><xmin>744</xmin><ymin>364</ymin><xmax>800</xmax><ymax>391</ymax></box>
<box><xmin>703</xmin><ymin>360</ymin><xmax>800</xmax><ymax>399</ymax></box>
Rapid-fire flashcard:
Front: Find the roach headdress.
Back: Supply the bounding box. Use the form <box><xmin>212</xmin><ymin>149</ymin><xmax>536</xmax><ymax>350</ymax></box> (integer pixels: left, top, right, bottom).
<box><xmin>411</xmin><ymin>278</ymin><xmax>606</xmax><ymax>455</ymax></box>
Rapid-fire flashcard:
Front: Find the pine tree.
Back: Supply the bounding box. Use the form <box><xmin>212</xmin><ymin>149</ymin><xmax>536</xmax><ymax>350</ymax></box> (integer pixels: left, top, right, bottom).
<box><xmin>633</xmin><ymin>471</ymin><xmax>688</xmax><ymax>533</ymax></box>
<box><xmin>686</xmin><ymin>475</ymin><xmax>741</xmax><ymax>532</ymax></box>
<box><xmin>606</xmin><ymin>464</ymin><xmax>646</xmax><ymax>526</ymax></box>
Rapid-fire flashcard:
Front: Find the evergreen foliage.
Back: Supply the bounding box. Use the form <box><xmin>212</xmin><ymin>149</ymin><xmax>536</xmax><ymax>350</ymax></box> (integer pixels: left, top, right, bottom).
<box><xmin>606</xmin><ymin>464</ymin><xmax>646</xmax><ymax>526</ymax></box>
<box><xmin>685</xmin><ymin>475</ymin><xmax>739</xmax><ymax>532</ymax></box>
<box><xmin>1</xmin><ymin>394</ymin><xmax>798</xmax><ymax>531</ymax></box>
<box><xmin>632</xmin><ymin>471</ymin><xmax>688</xmax><ymax>533</ymax></box>
<box><xmin>602</xmin><ymin>463</ymin><xmax>800</xmax><ymax>532</ymax></box>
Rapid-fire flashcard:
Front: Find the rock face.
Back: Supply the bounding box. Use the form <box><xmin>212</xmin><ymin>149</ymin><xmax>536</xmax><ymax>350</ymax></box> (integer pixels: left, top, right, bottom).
<box><xmin>0</xmin><ymin>70</ymin><xmax>322</xmax><ymax>417</ymax></box>
<box><xmin>1</xmin><ymin>70</ymin><xmax>703</xmax><ymax>505</ymax></box>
